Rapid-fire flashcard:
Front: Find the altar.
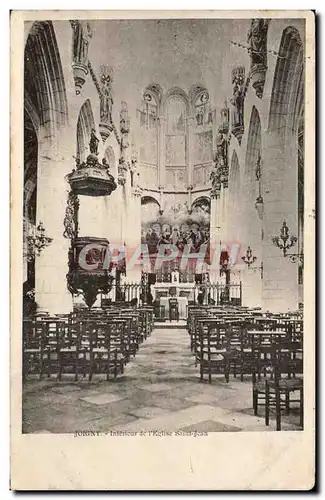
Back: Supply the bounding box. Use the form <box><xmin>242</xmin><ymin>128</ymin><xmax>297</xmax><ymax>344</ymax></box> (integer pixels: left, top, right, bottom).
<box><xmin>151</xmin><ymin>281</ymin><xmax>195</xmax><ymax>320</ymax></box>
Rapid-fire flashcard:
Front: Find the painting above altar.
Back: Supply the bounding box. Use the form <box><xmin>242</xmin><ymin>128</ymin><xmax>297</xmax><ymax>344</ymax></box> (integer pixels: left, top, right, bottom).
<box><xmin>141</xmin><ymin>197</ymin><xmax>211</xmax><ymax>259</ymax></box>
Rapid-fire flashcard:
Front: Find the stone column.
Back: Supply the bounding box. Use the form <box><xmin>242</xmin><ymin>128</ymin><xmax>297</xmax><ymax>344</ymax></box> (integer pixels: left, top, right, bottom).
<box><xmin>35</xmin><ymin>129</ymin><xmax>74</xmax><ymax>314</ymax></box>
<box><xmin>125</xmin><ymin>186</ymin><xmax>143</xmax><ymax>283</ymax></box>
<box><xmin>158</xmin><ymin>116</ymin><xmax>166</xmax><ymax>187</ymax></box>
<box><xmin>262</xmin><ymin>131</ymin><xmax>299</xmax><ymax>312</ymax></box>
<box><xmin>77</xmin><ymin>134</ymin><xmax>108</xmax><ymax>240</ymax></box>
<box><xmin>186</xmin><ymin>116</ymin><xmax>195</xmax><ymax>187</ymax></box>
<box><xmin>187</xmin><ymin>185</ymin><xmax>193</xmax><ymax>213</ymax></box>
<box><xmin>209</xmin><ymin>194</ymin><xmax>221</xmax><ymax>283</ymax></box>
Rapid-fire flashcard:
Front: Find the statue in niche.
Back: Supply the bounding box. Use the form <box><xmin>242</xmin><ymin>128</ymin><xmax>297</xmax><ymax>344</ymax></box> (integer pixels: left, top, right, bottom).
<box><xmin>100</xmin><ymin>69</ymin><xmax>113</xmax><ymax>124</ymax></box>
<box><xmin>71</xmin><ymin>20</ymin><xmax>92</xmax><ymax>67</ymax></box>
<box><xmin>89</xmin><ymin>128</ymin><xmax>99</xmax><ymax>156</ymax></box>
<box><xmin>247</xmin><ymin>19</ymin><xmax>270</xmax><ymax>67</ymax></box>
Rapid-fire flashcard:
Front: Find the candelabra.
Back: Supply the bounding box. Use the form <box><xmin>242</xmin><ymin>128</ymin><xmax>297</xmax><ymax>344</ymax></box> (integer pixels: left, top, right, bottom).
<box><xmin>241</xmin><ymin>246</ymin><xmax>256</xmax><ymax>267</ymax></box>
<box><xmin>27</xmin><ymin>222</ymin><xmax>53</xmax><ymax>262</ymax></box>
<box><xmin>241</xmin><ymin>245</ymin><xmax>263</xmax><ymax>278</ymax></box>
<box><xmin>271</xmin><ymin>221</ymin><xmax>298</xmax><ymax>257</ymax></box>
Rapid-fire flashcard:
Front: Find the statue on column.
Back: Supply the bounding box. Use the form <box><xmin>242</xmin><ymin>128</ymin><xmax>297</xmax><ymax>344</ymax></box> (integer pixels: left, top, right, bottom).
<box><xmin>70</xmin><ymin>20</ymin><xmax>92</xmax><ymax>94</ymax></box>
<box><xmin>211</xmin><ymin>124</ymin><xmax>229</xmax><ymax>192</ymax></box>
<box><xmin>210</xmin><ymin>167</ymin><xmax>221</xmax><ymax>199</ymax></box>
<box><xmin>247</xmin><ymin>19</ymin><xmax>269</xmax><ymax>67</ymax></box>
<box><xmin>230</xmin><ymin>77</ymin><xmax>244</xmax><ymax>128</ymax></box>
<box><xmin>215</xmin><ymin>129</ymin><xmax>227</xmax><ymax>168</ymax></box>
<box><xmin>247</xmin><ymin>19</ymin><xmax>270</xmax><ymax>98</ymax></box>
<box><xmin>230</xmin><ymin>67</ymin><xmax>245</xmax><ymax>143</ymax></box>
<box><xmin>99</xmin><ymin>66</ymin><xmax>114</xmax><ymax>124</ymax></box>
<box><xmin>71</xmin><ymin>21</ymin><xmax>92</xmax><ymax>66</ymax></box>
<box><xmin>118</xmin><ymin>102</ymin><xmax>130</xmax><ymax>186</ymax></box>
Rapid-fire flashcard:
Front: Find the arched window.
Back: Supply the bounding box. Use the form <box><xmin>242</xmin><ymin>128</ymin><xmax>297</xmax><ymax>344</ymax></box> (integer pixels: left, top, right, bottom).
<box><xmin>245</xmin><ymin>106</ymin><xmax>261</xmax><ymax>187</ymax></box>
<box><xmin>137</xmin><ymin>89</ymin><xmax>159</xmax><ymax>165</ymax></box>
<box><xmin>165</xmin><ymin>96</ymin><xmax>187</xmax><ymax>167</ymax></box>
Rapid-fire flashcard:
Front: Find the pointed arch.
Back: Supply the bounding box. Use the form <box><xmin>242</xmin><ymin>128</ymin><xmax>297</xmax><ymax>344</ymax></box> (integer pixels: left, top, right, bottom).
<box><xmin>162</xmin><ymin>87</ymin><xmax>189</xmax><ymax>115</ymax></box>
<box><xmin>245</xmin><ymin>106</ymin><xmax>261</xmax><ymax>184</ymax></box>
<box><xmin>268</xmin><ymin>26</ymin><xmax>304</xmax><ymax>134</ymax></box>
<box><xmin>191</xmin><ymin>196</ymin><xmax>211</xmax><ymax>214</ymax></box>
<box><xmin>104</xmin><ymin>146</ymin><xmax>116</xmax><ymax>170</ymax></box>
<box><xmin>76</xmin><ymin>99</ymin><xmax>95</xmax><ymax>161</ymax></box>
<box><xmin>24</xmin><ymin>21</ymin><xmax>68</xmax><ymax>138</ymax></box>
<box><xmin>229</xmin><ymin>150</ymin><xmax>240</xmax><ymax>195</ymax></box>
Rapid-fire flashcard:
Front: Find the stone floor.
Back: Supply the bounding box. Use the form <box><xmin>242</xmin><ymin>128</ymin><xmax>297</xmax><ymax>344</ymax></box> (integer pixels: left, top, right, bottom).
<box><xmin>22</xmin><ymin>327</ymin><xmax>302</xmax><ymax>434</ymax></box>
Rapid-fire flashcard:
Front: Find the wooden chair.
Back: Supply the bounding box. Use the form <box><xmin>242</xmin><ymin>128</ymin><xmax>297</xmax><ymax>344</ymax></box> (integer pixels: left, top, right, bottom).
<box><xmin>57</xmin><ymin>320</ymin><xmax>87</xmax><ymax>381</ymax></box>
<box><xmin>85</xmin><ymin>319</ymin><xmax>125</xmax><ymax>381</ymax></box>
<box><xmin>23</xmin><ymin>319</ymin><xmax>44</xmax><ymax>379</ymax></box>
<box><xmin>265</xmin><ymin>377</ymin><xmax>303</xmax><ymax>431</ymax></box>
<box><xmin>252</xmin><ymin>340</ymin><xmax>303</xmax><ymax>429</ymax></box>
<box><xmin>40</xmin><ymin>319</ymin><xmax>67</xmax><ymax>379</ymax></box>
<box><xmin>198</xmin><ymin>322</ymin><xmax>230</xmax><ymax>383</ymax></box>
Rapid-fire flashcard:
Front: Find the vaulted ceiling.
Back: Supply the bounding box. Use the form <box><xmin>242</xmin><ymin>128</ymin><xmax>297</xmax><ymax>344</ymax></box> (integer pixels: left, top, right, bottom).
<box><xmin>88</xmin><ymin>18</ymin><xmax>251</xmax><ymax>120</ymax></box>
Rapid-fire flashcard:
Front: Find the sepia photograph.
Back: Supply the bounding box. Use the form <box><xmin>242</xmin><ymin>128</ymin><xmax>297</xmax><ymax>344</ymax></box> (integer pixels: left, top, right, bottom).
<box><xmin>10</xmin><ymin>10</ymin><xmax>315</xmax><ymax>490</ymax></box>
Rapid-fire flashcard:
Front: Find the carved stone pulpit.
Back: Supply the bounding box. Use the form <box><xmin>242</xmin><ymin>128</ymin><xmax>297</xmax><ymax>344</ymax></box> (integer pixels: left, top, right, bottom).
<box><xmin>64</xmin><ymin>134</ymin><xmax>117</xmax><ymax>308</ymax></box>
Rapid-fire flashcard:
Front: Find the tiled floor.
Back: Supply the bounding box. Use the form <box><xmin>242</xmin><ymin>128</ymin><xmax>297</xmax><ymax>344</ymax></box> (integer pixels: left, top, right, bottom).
<box><xmin>22</xmin><ymin>327</ymin><xmax>302</xmax><ymax>433</ymax></box>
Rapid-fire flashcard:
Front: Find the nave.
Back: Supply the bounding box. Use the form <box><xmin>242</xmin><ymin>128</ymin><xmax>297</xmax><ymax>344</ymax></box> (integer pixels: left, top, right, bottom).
<box><xmin>23</xmin><ymin>306</ymin><xmax>303</xmax><ymax>434</ymax></box>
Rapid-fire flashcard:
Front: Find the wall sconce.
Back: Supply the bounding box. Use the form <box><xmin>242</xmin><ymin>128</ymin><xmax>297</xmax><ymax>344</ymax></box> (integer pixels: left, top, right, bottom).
<box><xmin>271</xmin><ymin>221</ymin><xmax>298</xmax><ymax>257</ymax></box>
<box><xmin>255</xmin><ymin>195</ymin><xmax>264</xmax><ymax>220</ymax></box>
<box><xmin>255</xmin><ymin>152</ymin><xmax>264</xmax><ymax>219</ymax></box>
<box><xmin>241</xmin><ymin>245</ymin><xmax>263</xmax><ymax>279</ymax></box>
<box><xmin>27</xmin><ymin>222</ymin><xmax>53</xmax><ymax>262</ymax></box>
<box><xmin>241</xmin><ymin>246</ymin><xmax>256</xmax><ymax>268</ymax></box>
<box><xmin>288</xmin><ymin>252</ymin><xmax>304</xmax><ymax>267</ymax></box>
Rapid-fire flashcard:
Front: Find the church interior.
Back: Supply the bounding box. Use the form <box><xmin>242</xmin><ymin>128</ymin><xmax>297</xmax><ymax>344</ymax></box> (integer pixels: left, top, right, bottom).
<box><xmin>22</xmin><ymin>17</ymin><xmax>307</xmax><ymax>433</ymax></box>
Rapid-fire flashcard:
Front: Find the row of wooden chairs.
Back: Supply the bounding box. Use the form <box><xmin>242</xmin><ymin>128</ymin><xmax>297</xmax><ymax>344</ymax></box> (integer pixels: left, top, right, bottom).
<box><xmin>23</xmin><ymin>307</ymin><xmax>154</xmax><ymax>381</ymax></box>
<box><xmin>187</xmin><ymin>305</ymin><xmax>304</xmax><ymax>431</ymax></box>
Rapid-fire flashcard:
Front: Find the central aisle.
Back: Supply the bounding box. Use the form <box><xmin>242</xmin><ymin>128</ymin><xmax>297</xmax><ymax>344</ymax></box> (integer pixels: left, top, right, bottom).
<box><xmin>23</xmin><ymin>328</ymin><xmax>301</xmax><ymax>433</ymax></box>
